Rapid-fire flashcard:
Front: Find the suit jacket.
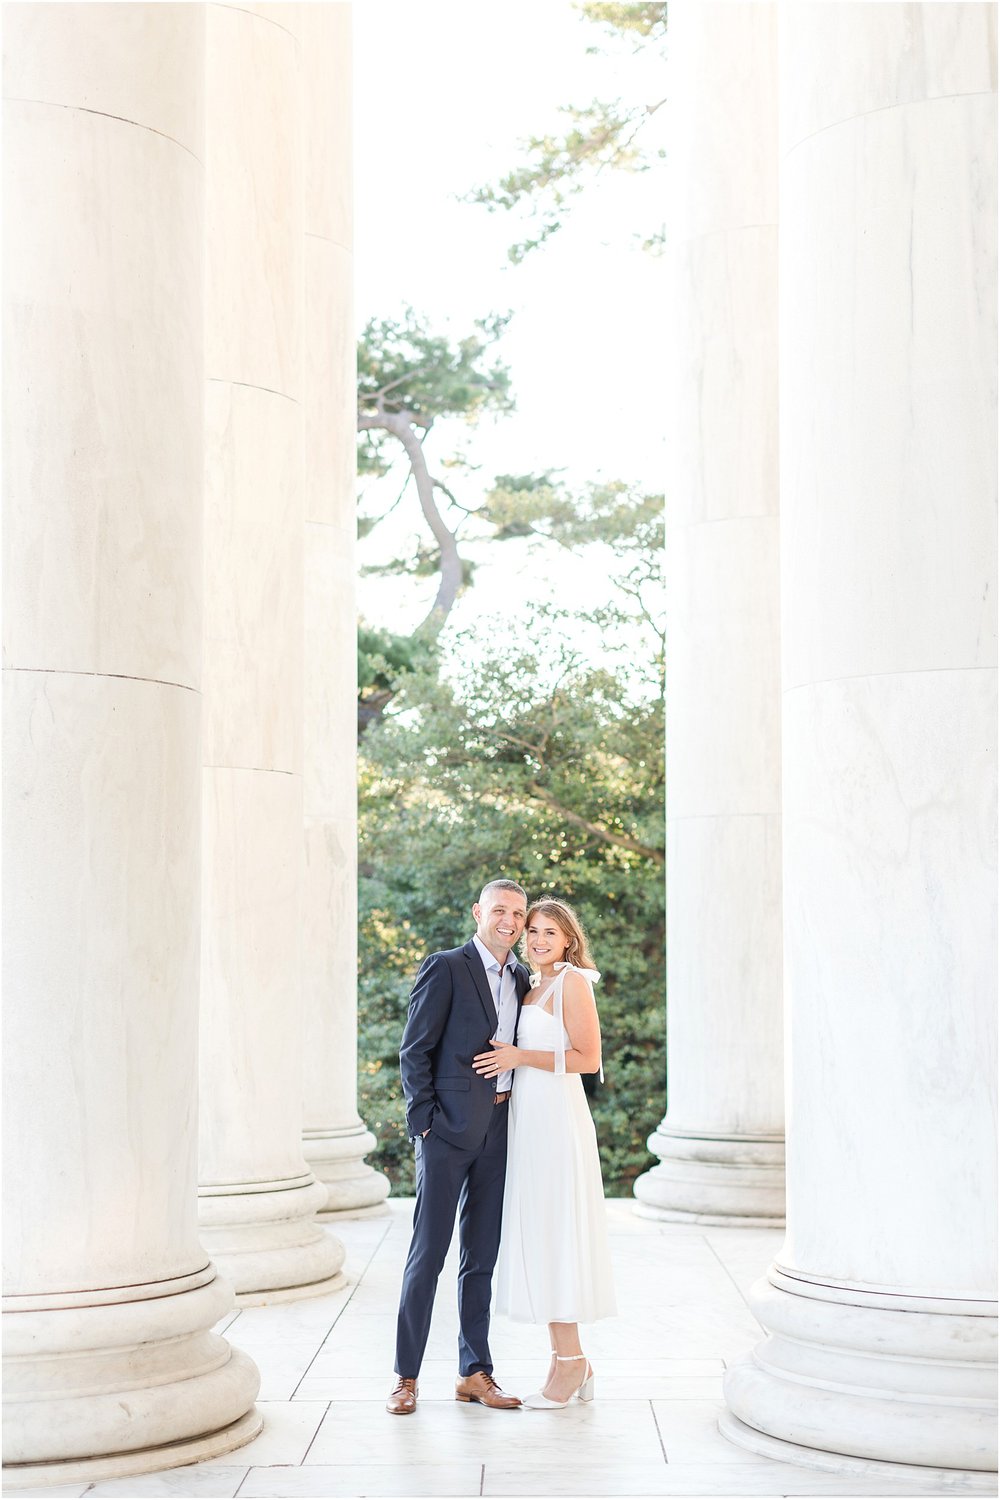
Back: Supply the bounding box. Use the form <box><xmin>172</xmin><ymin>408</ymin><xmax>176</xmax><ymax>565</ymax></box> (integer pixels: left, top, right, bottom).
<box><xmin>399</xmin><ymin>938</ymin><xmax>531</xmax><ymax>1149</ymax></box>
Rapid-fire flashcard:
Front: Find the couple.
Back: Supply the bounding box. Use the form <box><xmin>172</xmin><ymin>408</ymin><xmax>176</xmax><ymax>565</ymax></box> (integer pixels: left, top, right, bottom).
<box><xmin>387</xmin><ymin>878</ymin><xmax>616</xmax><ymax>1416</ymax></box>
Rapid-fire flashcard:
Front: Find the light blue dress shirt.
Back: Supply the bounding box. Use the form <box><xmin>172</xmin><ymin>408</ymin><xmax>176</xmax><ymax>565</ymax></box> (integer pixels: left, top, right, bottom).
<box><xmin>472</xmin><ymin>934</ymin><xmax>518</xmax><ymax>1092</ymax></box>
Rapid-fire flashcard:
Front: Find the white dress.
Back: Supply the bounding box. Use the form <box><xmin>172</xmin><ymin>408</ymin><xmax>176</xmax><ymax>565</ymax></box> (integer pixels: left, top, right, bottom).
<box><xmin>494</xmin><ymin>964</ymin><xmax>617</xmax><ymax>1324</ymax></box>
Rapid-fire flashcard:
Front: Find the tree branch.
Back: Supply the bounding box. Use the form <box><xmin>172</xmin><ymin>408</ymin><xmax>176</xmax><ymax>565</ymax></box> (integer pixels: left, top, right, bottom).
<box><xmin>526</xmin><ymin>781</ymin><xmax>663</xmax><ymax>863</ymax></box>
<box><xmin>373</xmin><ymin>365</ymin><xmax>431</xmax><ymax>404</ymax></box>
<box><xmin>433</xmin><ymin>477</ymin><xmax>482</xmax><ymax>517</ymax></box>
<box><xmin>357</xmin><ymin>409</ymin><xmax>464</xmax><ymax>635</ymax></box>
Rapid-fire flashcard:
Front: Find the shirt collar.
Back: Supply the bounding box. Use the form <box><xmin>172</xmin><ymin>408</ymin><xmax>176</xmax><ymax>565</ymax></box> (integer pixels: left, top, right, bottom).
<box><xmin>472</xmin><ymin>934</ymin><xmax>512</xmax><ymax>973</ymax></box>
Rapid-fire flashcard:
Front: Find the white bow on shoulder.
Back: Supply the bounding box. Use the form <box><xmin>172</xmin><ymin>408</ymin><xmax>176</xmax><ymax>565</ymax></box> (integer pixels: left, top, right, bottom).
<box><xmin>529</xmin><ymin>963</ymin><xmax>601</xmax><ymax>987</ymax></box>
<box><xmin>529</xmin><ymin>963</ymin><xmax>601</xmax><ymax>986</ymax></box>
<box><xmin>553</xmin><ymin>961</ymin><xmax>601</xmax><ymax>984</ymax></box>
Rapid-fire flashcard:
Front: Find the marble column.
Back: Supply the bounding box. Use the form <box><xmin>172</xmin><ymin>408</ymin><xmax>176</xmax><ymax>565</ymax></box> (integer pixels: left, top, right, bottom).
<box><xmin>633</xmin><ymin>0</ymin><xmax>784</xmax><ymax>1225</ymax></box>
<box><xmin>722</xmin><ymin>4</ymin><xmax>998</xmax><ymax>1479</ymax></box>
<box><xmin>2</xmin><ymin>4</ymin><xmax>261</xmax><ymax>1483</ymax></box>
<box><xmin>198</xmin><ymin>0</ymin><xmax>345</xmax><ymax>1302</ymax></box>
<box><xmin>299</xmin><ymin>5</ymin><xmax>389</xmax><ymax>1220</ymax></box>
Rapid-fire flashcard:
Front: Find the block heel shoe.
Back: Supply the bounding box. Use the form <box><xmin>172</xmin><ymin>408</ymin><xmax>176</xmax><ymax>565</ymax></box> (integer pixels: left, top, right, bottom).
<box><xmin>521</xmin><ymin>1352</ymin><xmax>595</xmax><ymax>1409</ymax></box>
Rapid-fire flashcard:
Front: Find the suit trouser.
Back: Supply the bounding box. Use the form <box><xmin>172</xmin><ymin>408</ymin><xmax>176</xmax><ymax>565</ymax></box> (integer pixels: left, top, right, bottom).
<box><xmin>394</xmin><ymin>1100</ymin><xmax>509</xmax><ymax>1378</ymax></box>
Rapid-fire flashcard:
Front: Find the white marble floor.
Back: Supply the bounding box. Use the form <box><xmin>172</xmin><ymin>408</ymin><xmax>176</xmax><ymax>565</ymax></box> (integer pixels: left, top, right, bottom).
<box><xmin>6</xmin><ymin>1201</ymin><xmax>994</xmax><ymax>1500</ymax></box>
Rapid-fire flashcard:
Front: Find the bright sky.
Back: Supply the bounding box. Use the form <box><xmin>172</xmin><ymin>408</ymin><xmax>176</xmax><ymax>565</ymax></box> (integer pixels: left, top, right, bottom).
<box><xmin>353</xmin><ymin>1</ymin><xmax>669</xmax><ymax>642</ymax></box>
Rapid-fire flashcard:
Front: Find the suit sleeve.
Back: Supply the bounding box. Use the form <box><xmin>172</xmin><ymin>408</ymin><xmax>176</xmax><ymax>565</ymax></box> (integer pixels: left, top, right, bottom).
<box><xmin>399</xmin><ymin>952</ymin><xmax>453</xmax><ymax>1139</ymax></box>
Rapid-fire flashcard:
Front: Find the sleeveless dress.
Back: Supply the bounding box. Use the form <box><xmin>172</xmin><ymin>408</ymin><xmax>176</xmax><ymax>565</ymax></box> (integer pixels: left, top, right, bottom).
<box><xmin>494</xmin><ymin>964</ymin><xmax>617</xmax><ymax>1324</ymax></box>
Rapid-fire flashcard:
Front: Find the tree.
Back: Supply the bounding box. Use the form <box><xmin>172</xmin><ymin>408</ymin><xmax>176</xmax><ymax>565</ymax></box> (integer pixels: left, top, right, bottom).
<box><xmin>356</xmin><ymin>309</ymin><xmax>513</xmax><ymax>733</ymax></box>
<box><xmin>482</xmin><ymin>473</ymin><xmax>664</xmax><ymax>643</ymax></box>
<box><xmin>357</xmin><ymin>500</ymin><xmax>665</xmax><ymax>1196</ymax></box>
<box><xmin>465</xmin><ymin>2</ymin><xmax>669</xmax><ymax>262</ymax></box>
<box><xmin>356</xmin><ymin>315</ymin><xmax>664</xmax><ymax>735</ymax></box>
<box><xmin>357</xmin><ymin>308</ymin><xmax>512</xmax><ymax>628</ymax></box>
<box><xmin>355</xmin><ymin>308</ymin><xmax>667</xmax><ymax>1197</ymax></box>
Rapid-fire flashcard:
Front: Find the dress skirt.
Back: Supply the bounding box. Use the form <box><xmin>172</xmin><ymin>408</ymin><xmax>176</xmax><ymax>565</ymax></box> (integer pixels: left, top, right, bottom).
<box><xmin>494</xmin><ymin>1002</ymin><xmax>617</xmax><ymax>1324</ymax></box>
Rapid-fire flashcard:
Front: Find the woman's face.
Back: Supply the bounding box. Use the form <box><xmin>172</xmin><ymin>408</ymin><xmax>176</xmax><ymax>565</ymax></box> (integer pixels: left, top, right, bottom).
<box><xmin>525</xmin><ymin>914</ymin><xmax>570</xmax><ymax>968</ymax></box>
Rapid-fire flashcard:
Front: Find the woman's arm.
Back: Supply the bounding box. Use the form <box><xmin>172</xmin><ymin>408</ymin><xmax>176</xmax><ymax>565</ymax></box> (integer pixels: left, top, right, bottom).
<box><xmin>472</xmin><ymin>970</ymin><xmax>602</xmax><ymax>1077</ymax></box>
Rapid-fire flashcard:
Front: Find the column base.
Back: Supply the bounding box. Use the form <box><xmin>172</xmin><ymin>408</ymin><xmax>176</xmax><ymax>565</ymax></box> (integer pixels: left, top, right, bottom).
<box><xmin>2</xmin><ymin>1268</ymin><xmax>261</xmax><ymax>1479</ymax></box>
<box><xmin>302</xmin><ymin>1120</ymin><xmax>391</xmax><ymax>1218</ymax></box>
<box><xmin>723</xmin><ymin>1267</ymin><xmax>998</xmax><ymax>1472</ymax></box>
<box><xmin>719</xmin><ymin>1413</ymin><xmax>998</xmax><ymax>1493</ymax></box>
<box><xmin>3</xmin><ymin>1405</ymin><xmax>262</xmax><ymax>1491</ymax></box>
<box><xmin>199</xmin><ymin>1173</ymin><xmax>347</xmax><ymax>1301</ymax></box>
<box><xmin>632</xmin><ymin>1122</ymin><xmax>785</xmax><ymax>1224</ymax></box>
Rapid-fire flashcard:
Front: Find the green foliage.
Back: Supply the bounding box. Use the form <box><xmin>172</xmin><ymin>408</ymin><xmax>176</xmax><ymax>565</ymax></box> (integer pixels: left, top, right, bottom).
<box><xmin>467</xmin><ymin>101</ymin><xmax>655</xmax><ymax>262</ymax></box>
<box><xmin>579</xmin><ymin>2</ymin><xmax>670</xmax><ymax>44</ymax></box>
<box><xmin>357</xmin><ymin>625</ymin><xmax>436</xmax><ymax>700</ymax></box>
<box><xmin>355</xmin><ymin>296</ymin><xmax>667</xmax><ymax>1198</ymax></box>
<box><xmin>466</xmin><ymin>4</ymin><xmax>668</xmax><ymax>262</ymax></box>
<box><xmin>484</xmin><ymin>475</ymin><xmax>663</xmax><ymax>556</ymax></box>
<box><xmin>358</xmin><ymin>307</ymin><xmax>514</xmax><ymax>474</ymax></box>
<box><xmin>484</xmin><ymin>477</ymin><xmax>665</xmax><ymax>650</ymax></box>
<box><xmin>358</xmin><ymin>604</ymin><xmax>665</xmax><ymax>1198</ymax></box>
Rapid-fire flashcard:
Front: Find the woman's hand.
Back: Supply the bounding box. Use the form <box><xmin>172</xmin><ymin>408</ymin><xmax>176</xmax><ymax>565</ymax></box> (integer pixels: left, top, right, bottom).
<box><xmin>472</xmin><ymin>1040</ymin><xmax>522</xmax><ymax>1078</ymax></box>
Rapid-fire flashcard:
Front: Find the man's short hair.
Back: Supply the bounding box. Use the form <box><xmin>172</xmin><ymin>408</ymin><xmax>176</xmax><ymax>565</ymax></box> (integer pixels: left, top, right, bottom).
<box><xmin>478</xmin><ymin>878</ymin><xmax>527</xmax><ymax>907</ymax></box>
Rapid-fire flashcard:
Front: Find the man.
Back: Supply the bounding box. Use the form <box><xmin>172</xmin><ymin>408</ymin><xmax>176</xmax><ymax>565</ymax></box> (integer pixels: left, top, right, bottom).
<box><xmin>387</xmin><ymin>878</ymin><xmax>531</xmax><ymax>1415</ymax></box>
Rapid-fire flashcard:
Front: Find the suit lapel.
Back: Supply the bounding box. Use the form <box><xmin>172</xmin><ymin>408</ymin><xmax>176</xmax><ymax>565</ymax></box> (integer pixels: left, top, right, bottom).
<box><xmin>513</xmin><ymin>962</ymin><xmax>530</xmax><ymax>1041</ymax></box>
<box><xmin>463</xmin><ymin>941</ymin><xmax>499</xmax><ymax>1032</ymax></box>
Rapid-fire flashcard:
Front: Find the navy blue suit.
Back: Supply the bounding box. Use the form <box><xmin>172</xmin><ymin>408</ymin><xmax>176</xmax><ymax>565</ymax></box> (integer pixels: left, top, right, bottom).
<box><xmin>394</xmin><ymin>938</ymin><xmax>530</xmax><ymax>1378</ymax></box>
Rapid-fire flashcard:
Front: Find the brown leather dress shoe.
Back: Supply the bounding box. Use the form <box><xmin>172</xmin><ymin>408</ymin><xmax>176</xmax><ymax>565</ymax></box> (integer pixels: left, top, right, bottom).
<box><xmin>386</xmin><ymin>1375</ymin><xmax>418</xmax><ymax>1414</ymax></box>
<box><xmin>455</xmin><ymin>1371</ymin><xmax>521</xmax><ymax>1408</ymax></box>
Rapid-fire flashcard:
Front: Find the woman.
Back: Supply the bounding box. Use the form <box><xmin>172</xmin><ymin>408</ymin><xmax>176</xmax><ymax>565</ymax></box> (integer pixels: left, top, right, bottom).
<box><xmin>473</xmin><ymin>897</ymin><xmax>616</xmax><ymax>1408</ymax></box>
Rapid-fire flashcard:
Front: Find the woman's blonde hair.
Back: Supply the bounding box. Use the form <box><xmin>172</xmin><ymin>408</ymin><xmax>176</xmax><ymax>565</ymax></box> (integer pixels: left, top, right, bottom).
<box><xmin>523</xmin><ymin>898</ymin><xmax>595</xmax><ymax>972</ymax></box>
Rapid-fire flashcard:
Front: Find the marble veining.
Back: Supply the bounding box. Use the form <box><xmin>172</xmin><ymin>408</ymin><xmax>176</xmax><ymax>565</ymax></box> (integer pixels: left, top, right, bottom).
<box><xmin>635</xmin><ymin>0</ymin><xmax>785</xmax><ymax>1226</ymax></box>
<box><xmin>2</xmin><ymin>4</ymin><xmax>206</xmax><ymax>155</ymax></box>
<box><xmin>780</xmin><ymin>98</ymin><xmax>997</xmax><ymax>691</ymax></box>
<box><xmin>780</xmin><ymin>3</ymin><xmax>997</xmax><ymax>153</ymax></box>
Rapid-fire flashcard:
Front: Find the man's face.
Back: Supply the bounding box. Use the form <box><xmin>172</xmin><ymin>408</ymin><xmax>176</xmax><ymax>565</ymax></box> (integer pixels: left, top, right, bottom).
<box><xmin>473</xmin><ymin>888</ymin><xmax>527</xmax><ymax>958</ymax></box>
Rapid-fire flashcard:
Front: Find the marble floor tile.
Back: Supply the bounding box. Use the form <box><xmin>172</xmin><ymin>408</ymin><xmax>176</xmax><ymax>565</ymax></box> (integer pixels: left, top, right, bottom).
<box><xmin>330</xmin><ymin>1247</ymin><xmax>394</xmax><ymax>1276</ymax></box>
<box><xmin>342</xmin><ymin>1261</ymin><xmax>407</xmax><ymax>1288</ymax></box>
<box><xmin>652</xmin><ymin>1397</ymin><xmax>776</xmax><ymax>1464</ymax></box>
<box><xmin>218</xmin><ymin>1401</ymin><xmax>329</xmax><ymax>1466</ymax></box>
<box><xmin>702</xmin><ymin>1227</ymin><xmax>784</xmax><ymax>1257</ymax></box>
<box><xmin>223</xmin><ymin>1340</ymin><xmax>327</xmax><ymax>1401</ymax></box>
<box><xmin>610</xmin><ymin>1232</ymin><xmax>719</xmax><ymax>1263</ymax></box>
<box><xmin>305</xmin><ymin>1395</ymin><xmax>666</xmax><ymax>1469</ymax></box>
<box><xmin>227</xmin><ymin>1288</ymin><xmax>354</xmax><ymax>1342</ymax></box>
<box><xmin>237</xmin><ymin>1463</ymin><xmax>484</xmax><ymax>1497</ymax></box>
<box><xmin>606</xmin><ymin>1201</ymin><xmax>712</xmax><ymax>1237</ymax></box>
<box><xmin>309</xmin><ymin>1318</ymin><xmax>464</xmax><ymax>1372</ymax></box>
<box><xmin>481</xmin><ymin>1459</ymin><xmax>943</xmax><ymax>1496</ymax></box>
<box><xmin>607</xmin><ymin>1303</ymin><xmax>764</xmax><ymax>1360</ymax></box>
<box><xmin>83</xmin><ymin>1469</ymin><xmax>249</xmax><ymax>1497</ymax></box>
<box><xmin>3</xmin><ymin>1488</ymin><xmax>91</xmax><ymax>1498</ymax></box>
<box><xmin>339</xmin><ymin>1281</ymin><xmax>407</xmax><ymax>1313</ymax></box>
<box><xmin>332</xmin><ymin>1212</ymin><xmax>394</xmax><ymax>1237</ymax></box>
<box><xmin>614</xmin><ymin>1263</ymin><xmax>752</xmax><ymax>1309</ymax></box>
<box><xmin>702</xmin><ymin>1230</ymin><xmax>783</xmax><ymax>1300</ymax></box>
<box><xmin>296</xmin><ymin>1338</ymin><xmax>396</xmax><ymax>1376</ymax></box>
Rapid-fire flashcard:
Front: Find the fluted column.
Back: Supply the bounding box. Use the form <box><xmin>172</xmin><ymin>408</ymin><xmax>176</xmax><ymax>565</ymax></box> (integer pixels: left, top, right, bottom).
<box><xmin>198</xmin><ymin>0</ymin><xmax>345</xmax><ymax>1301</ymax></box>
<box><xmin>633</xmin><ymin>0</ymin><xmax>784</xmax><ymax>1225</ymax></box>
<box><xmin>723</xmin><ymin>4</ymin><xmax>997</xmax><ymax>1479</ymax></box>
<box><xmin>2</xmin><ymin>4</ymin><xmax>261</xmax><ymax>1483</ymax></box>
<box><xmin>299</xmin><ymin>5</ymin><xmax>389</xmax><ymax>1219</ymax></box>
